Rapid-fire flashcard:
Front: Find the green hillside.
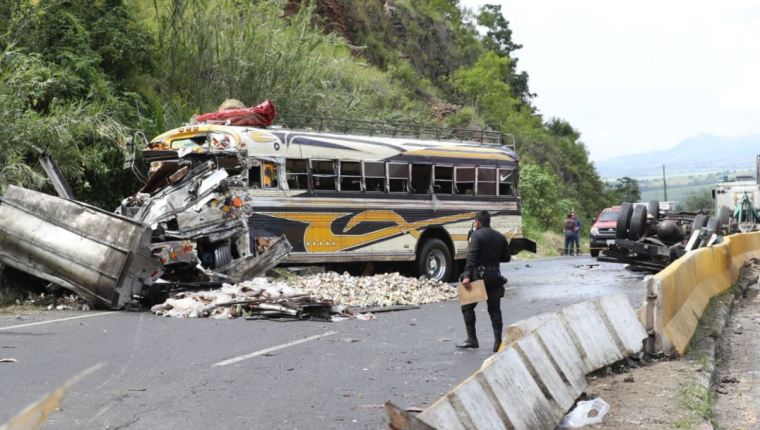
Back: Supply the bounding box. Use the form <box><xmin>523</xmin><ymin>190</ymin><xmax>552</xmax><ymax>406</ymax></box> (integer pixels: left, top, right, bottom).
<box><xmin>0</xmin><ymin>0</ymin><xmax>617</xmax><ymax>236</ymax></box>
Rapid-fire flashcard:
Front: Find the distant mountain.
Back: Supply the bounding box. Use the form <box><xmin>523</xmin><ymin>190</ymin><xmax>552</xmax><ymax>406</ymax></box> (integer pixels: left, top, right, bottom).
<box><xmin>595</xmin><ymin>134</ymin><xmax>760</xmax><ymax>179</ymax></box>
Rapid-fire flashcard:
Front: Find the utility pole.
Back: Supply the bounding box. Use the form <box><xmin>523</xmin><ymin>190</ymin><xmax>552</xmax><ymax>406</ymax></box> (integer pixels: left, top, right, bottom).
<box><xmin>662</xmin><ymin>164</ymin><xmax>668</xmax><ymax>201</ymax></box>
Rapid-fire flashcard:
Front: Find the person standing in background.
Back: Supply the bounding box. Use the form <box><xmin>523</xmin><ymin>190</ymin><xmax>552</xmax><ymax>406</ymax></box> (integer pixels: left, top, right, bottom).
<box><xmin>572</xmin><ymin>211</ymin><xmax>581</xmax><ymax>256</ymax></box>
<box><xmin>563</xmin><ymin>213</ymin><xmax>576</xmax><ymax>256</ymax></box>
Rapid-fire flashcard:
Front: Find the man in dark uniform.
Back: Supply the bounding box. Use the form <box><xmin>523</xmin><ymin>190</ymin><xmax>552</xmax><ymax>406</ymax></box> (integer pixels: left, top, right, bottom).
<box><xmin>457</xmin><ymin>211</ymin><xmax>510</xmax><ymax>352</ymax></box>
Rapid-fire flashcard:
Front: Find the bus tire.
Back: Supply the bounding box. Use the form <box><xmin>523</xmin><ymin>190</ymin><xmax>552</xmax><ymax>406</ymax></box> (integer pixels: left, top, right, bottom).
<box><xmin>417</xmin><ymin>238</ymin><xmax>452</xmax><ymax>282</ymax></box>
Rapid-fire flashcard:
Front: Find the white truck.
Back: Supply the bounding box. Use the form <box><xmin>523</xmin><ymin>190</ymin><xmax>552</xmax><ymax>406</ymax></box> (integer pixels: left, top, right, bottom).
<box><xmin>712</xmin><ymin>157</ymin><xmax>760</xmax><ymax>232</ymax></box>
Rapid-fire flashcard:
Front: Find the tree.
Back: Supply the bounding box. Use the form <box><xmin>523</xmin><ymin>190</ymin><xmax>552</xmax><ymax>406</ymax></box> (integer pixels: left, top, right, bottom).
<box><xmin>614</xmin><ymin>177</ymin><xmax>641</xmax><ymax>203</ymax></box>
<box><xmin>476</xmin><ymin>4</ymin><xmax>533</xmax><ymax>102</ymax></box>
<box><xmin>684</xmin><ymin>188</ymin><xmax>714</xmax><ymax>212</ymax></box>
<box><xmin>519</xmin><ymin>161</ymin><xmax>576</xmax><ymax>228</ymax></box>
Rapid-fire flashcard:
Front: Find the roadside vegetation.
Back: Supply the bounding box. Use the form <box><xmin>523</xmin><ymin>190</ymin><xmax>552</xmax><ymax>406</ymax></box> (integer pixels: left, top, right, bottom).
<box><xmin>0</xmin><ymin>0</ymin><xmax>620</xmax><ymax>249</ymax></box>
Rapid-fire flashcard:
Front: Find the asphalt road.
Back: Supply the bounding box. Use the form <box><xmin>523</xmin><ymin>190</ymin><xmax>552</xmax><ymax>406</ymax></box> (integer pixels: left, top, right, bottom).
<box><xmin>0</xmin><ymin>256</ymin><xmax>644</xmax><ymax>429</ymax></box>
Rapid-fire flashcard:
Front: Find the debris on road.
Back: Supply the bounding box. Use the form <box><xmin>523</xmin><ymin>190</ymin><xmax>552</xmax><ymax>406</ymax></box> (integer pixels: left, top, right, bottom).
<box><xmin>0</xmin><ymin>358</ymin><xmax>17</xmax><ymax>363</ymax></box>
<box><xmin>151</xmin><ymin>272</ymin><xmax>454</xmax><ymax>320</ymax></box>
<box><xmin>151</xmin><ymin>280</ymin><xmax>331</xmax><ymax>320</ymax></box>
<box><xmin>292</xmin><ymin>272</ymin><xmax>455</xmax><ymax>308</ymax></box>
<box><xmin>559</xmin><ymin>398</ymin><xmax>610</xmax><ymax>428</ymax></box>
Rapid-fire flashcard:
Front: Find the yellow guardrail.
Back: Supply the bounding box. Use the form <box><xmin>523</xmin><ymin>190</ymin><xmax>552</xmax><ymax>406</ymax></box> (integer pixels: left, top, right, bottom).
<box><xmin>645</xmin><ymin>231</ymin><xmax>760</xmax><ymax>355</ymax></box>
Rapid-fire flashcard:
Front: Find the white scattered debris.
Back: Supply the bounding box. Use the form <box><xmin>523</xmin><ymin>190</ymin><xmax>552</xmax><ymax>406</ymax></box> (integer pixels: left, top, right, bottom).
<box><xmin>292</xmin><ymin>272</ymin><xmax>456</xmax><ymax>308</ymax></box>
<box><xmin>152</xmin><ymin>272</ymin><xmax>455</xmax><ymax>319</ymax></box>
<box><xmin>560</xmin><ymin>398</ymin><xmax>610</xmax><ymax>428</ymax></box>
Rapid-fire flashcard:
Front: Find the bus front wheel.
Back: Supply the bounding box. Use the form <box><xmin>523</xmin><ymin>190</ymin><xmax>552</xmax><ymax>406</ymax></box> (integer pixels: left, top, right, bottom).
<box><xmin>417</xmin><ymin>238</ymin><xmax>452</xmax><ymax>282</ymax></box>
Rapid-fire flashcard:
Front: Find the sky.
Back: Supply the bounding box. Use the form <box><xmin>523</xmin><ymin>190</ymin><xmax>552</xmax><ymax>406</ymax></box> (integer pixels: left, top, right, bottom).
<box><xmin>460</xmin><ymin>0</ymin><xmax>760</xmax><ymax>161</ymax></box>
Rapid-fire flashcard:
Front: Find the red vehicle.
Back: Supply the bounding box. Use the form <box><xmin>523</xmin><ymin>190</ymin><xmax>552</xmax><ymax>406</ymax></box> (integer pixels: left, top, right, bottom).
<box><xmin>589</xmin><ymin>206</ymin><xmax>620</xmax><ymax>257</ymax></box>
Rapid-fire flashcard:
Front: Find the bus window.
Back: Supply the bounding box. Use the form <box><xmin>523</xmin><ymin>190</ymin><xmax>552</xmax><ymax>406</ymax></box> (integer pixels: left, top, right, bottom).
<box><xmin>433</xmin><ymin>165</ymin><xmax>453</xmax><ymax>194</ymax></box>
<box><xmin>455</xmin><ymin>167</ymin><xmax>475</xmax><ymax>195</ymax></box>
<box><xmin>389</xmin><ymin>162</ymin><xmax>410</xmax><ymax>193</ymax></box>
<box><xmin>410</xmin><ymin>164</ymin><xmax>430</xmax><ymax>194</ymax></box>
<box><xmin>286</xmin><ymin>159</ymin><xmax>309</xmax><ymax>190</ymax></box>
<box><xmin>248</xmin><ymin>162</ymin><xmax>261</xmax><ymax>188</ymax></box>
<box><xmin>262</xmin><ymin>162</ymin><xmax>279</xmax><ymax>188</ymax></box>
<box><xmin>311</xmin><ymin>159</ymin><xmax>336</xmax><ymax>191</ymax></box>
<box><xmin>364</xmin><ymin>162</ymin><xmax>387</xmax><ymax>192</ymax></box>
<box><xmin>498</xmin><ymin>168</ymin><xmax>514</xmax><ymax>196</ymax></box>
<box><xmin>477</xmin><ymin>167</ymin><xmax>497</xmax><ymax>195</ymax></box>
<box><xmin>340</xmin><ymin>161</ymin><xmax>361</xmax><ymax>192</ymax></box>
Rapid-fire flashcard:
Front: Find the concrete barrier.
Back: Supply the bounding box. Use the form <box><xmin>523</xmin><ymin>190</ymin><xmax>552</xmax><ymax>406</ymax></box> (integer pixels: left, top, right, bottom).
<box><xmin>394</xmin><ymin>294</ymin><xmax>646</xmax><ymax>430</ymax></box>
<box><xmin>644</xmin><ymin>232</ymin><xmax>760</xmax><ymax>355</ymax></box>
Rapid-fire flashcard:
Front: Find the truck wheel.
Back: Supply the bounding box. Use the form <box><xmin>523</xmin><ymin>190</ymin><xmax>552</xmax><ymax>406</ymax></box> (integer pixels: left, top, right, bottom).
<box><xmin>706</xmin><ymin>218</ymin><xmax>719</xmax><ymax>235</ymax></box>
<box><xmin>692</xmin><ymin>214</ymin><xmax>706</xmax><ymax>231</ymax></box>
<box><xmin>417</xmin><ymin>238</ymin><xmax>452</xmax><ymax>282</ymax></box>
<box><xmin>718</xmin><ymin>205</ymin><xmax>731</xmax><ymax>229</ymax></box>
<box><xmin>648</xmin><ymin>200</ymin><xmax>660</xmax><ymax>220</ymax></box>
<box><xmin>213</xmin><ymin>241</ymin><xmax>232</xmax><ymax>268</ymax></box>
<box><xmin>628</xmin><ymin>205</ymin><xmax>647</xmax><ymax>240</ymax></box>
<box><xmin>616</xmin><ymin>202</ymin><xmax>634</xmax><ymax>239</ymax></box>
<box><xmin>590</xmin><ymin>248</ymin><xmax>600</xmax><ymax>257</ymax></box>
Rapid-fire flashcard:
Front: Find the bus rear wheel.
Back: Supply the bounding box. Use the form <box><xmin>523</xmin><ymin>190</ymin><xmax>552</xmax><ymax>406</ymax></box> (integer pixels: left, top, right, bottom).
<box><xmin>417</xmin><ymin>238</ymin><xmax>452</xmax><ymax>282</ymax></box>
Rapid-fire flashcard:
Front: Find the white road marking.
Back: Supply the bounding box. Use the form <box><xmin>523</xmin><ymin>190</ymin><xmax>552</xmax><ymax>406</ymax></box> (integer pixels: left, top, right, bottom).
<box><xmin>0</xmin><ymin>312</ymin><xmax>116</xmax><ymax>331</ymax></box>
<box><xmin>212</xmin><ymin>331</ymin><xmax>339</xmax><ymax>367</ymax></box>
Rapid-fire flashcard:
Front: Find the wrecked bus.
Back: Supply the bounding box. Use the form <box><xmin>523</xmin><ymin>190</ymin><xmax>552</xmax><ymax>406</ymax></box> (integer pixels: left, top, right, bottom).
<box><xmin>126</xmin><ymin>118</ymin><xmax>535</xmax><ymax>282</ymax></box>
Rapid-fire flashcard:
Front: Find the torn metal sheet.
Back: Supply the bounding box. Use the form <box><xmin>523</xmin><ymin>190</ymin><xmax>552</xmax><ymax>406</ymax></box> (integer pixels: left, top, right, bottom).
<box><xmin>218</xmin><ymin>235</ymin><xmax>293</xmax><ymax>283</ymax></box>
<box><xmin>0</xmin><ymin>186</ymin><xmax>162</xmax><ymax>309</ymax></box>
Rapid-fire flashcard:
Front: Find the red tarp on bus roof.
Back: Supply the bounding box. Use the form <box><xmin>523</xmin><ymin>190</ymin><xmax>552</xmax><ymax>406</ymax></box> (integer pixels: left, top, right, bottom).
<box><xmin>195</xmin><ymin>99</ymin><xmax>277</xmax><ymax>127</ymax></box>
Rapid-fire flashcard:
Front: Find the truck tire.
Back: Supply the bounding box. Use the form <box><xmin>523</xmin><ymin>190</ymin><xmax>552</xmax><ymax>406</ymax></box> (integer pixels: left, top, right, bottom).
<box><xmin>590</xmin><ymin>248</ymin><xmax>600</xmax><ymax>257</ymax></box>
<box><xmin>616</xmin><ymin>202</ymin><xmax>634</xmax><ymax>239</ymax></box>
<box><xmin>628</xmin><ymin>205</ymin><xmax>647</xmax><ymax>240</ymax></box>
<box><xmin>718</xmin><ymin>205</ymin><xmax>731</xmax><ymax>229</ymax></box>
<box><xmin>706</xmin><ymin>218</ymin><xmax>719</xmax><ymax>235</ymax></box>
<box><xmin>648</xmin><ymin>200</ymin><xmax>660</xmax><ymax>220</ymax></box>
<box><xmin>213</xmin><ymin>241</ymin><xmax>232</xmax><ymax>268</ymax></box>
<box><xmin>692</xmin><ymin>214</ymin><xmax>706</xmax><ymax>231</ymax></box>
<box><xmin>417</xmin><ymin>238</ymin><xmax>452</xmax><ymax>282</ymax></box>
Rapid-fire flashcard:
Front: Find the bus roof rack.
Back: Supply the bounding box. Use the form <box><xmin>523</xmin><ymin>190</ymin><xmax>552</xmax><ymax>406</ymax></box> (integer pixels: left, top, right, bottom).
<box><xmin>274</xmin><ymin>114</ymin><xmax>512</xmax><ymax>149</ymax></box>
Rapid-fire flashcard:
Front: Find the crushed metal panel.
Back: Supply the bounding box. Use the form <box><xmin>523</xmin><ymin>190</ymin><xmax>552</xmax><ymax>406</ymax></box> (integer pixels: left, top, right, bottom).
<box><xmin>0</xmin><ymin>186</ymin><xmax>162</xmax><ymax>309</ymax></box>
<box><xmin>218</xmin><ymin>235</ymin><xmax>293</xmax><ymax>282</ymax></box>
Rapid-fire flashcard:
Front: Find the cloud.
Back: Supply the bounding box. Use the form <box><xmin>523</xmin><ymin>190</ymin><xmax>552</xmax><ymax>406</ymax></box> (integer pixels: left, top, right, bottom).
<box><xmin>460</xmin><ymin>0</ymin><xmax>760</xmax><ymax>160</ymax></box>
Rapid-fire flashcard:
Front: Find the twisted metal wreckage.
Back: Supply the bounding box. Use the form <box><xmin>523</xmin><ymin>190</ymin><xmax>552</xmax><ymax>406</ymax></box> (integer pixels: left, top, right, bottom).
<box><xmin>0</xmin><ymin>101</ymin><xmax>294</xmax><ymax>311</ymax></box>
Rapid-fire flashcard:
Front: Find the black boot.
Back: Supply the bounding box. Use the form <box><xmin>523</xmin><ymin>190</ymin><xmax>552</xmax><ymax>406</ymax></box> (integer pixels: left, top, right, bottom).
<box><xmin>492</xmin><ymin>323</ymin><xmax>503</xmax><ymax>352</ymax></box>
<box><xmin>487</xmin><ymin>299</ymin><xmax>503</xmax><ymax>353</ymax></box>
<box><xmin>456</xmin><ymin>304</ymin><xmax>479</xmax><ymax>349</ymax></box>
<box><xmin>456</xmin><ymin>323</ymin><xmax>479</xmax><ymax>349</ymax></box>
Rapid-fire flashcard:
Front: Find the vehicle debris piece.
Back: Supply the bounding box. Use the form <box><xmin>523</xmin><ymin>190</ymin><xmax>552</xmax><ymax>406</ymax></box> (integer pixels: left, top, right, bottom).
<box><xmin>218</xmin><ymin>235</ymin><xmax>293</xmax><ymax>283</ymax></box>
<box><xmin>38</xmin><ymin>153</ymin><xmax>75</xmax><ymax>200</ymax></box>
<box><xmin>0</xmin><ymin>186</ymin><xmax>162</xmax><ymax>309</ymax></box>
<box><xmin>150</xmin><ymin>280</ymin><xmax>331</xmax><ymax>319</ymax></box>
